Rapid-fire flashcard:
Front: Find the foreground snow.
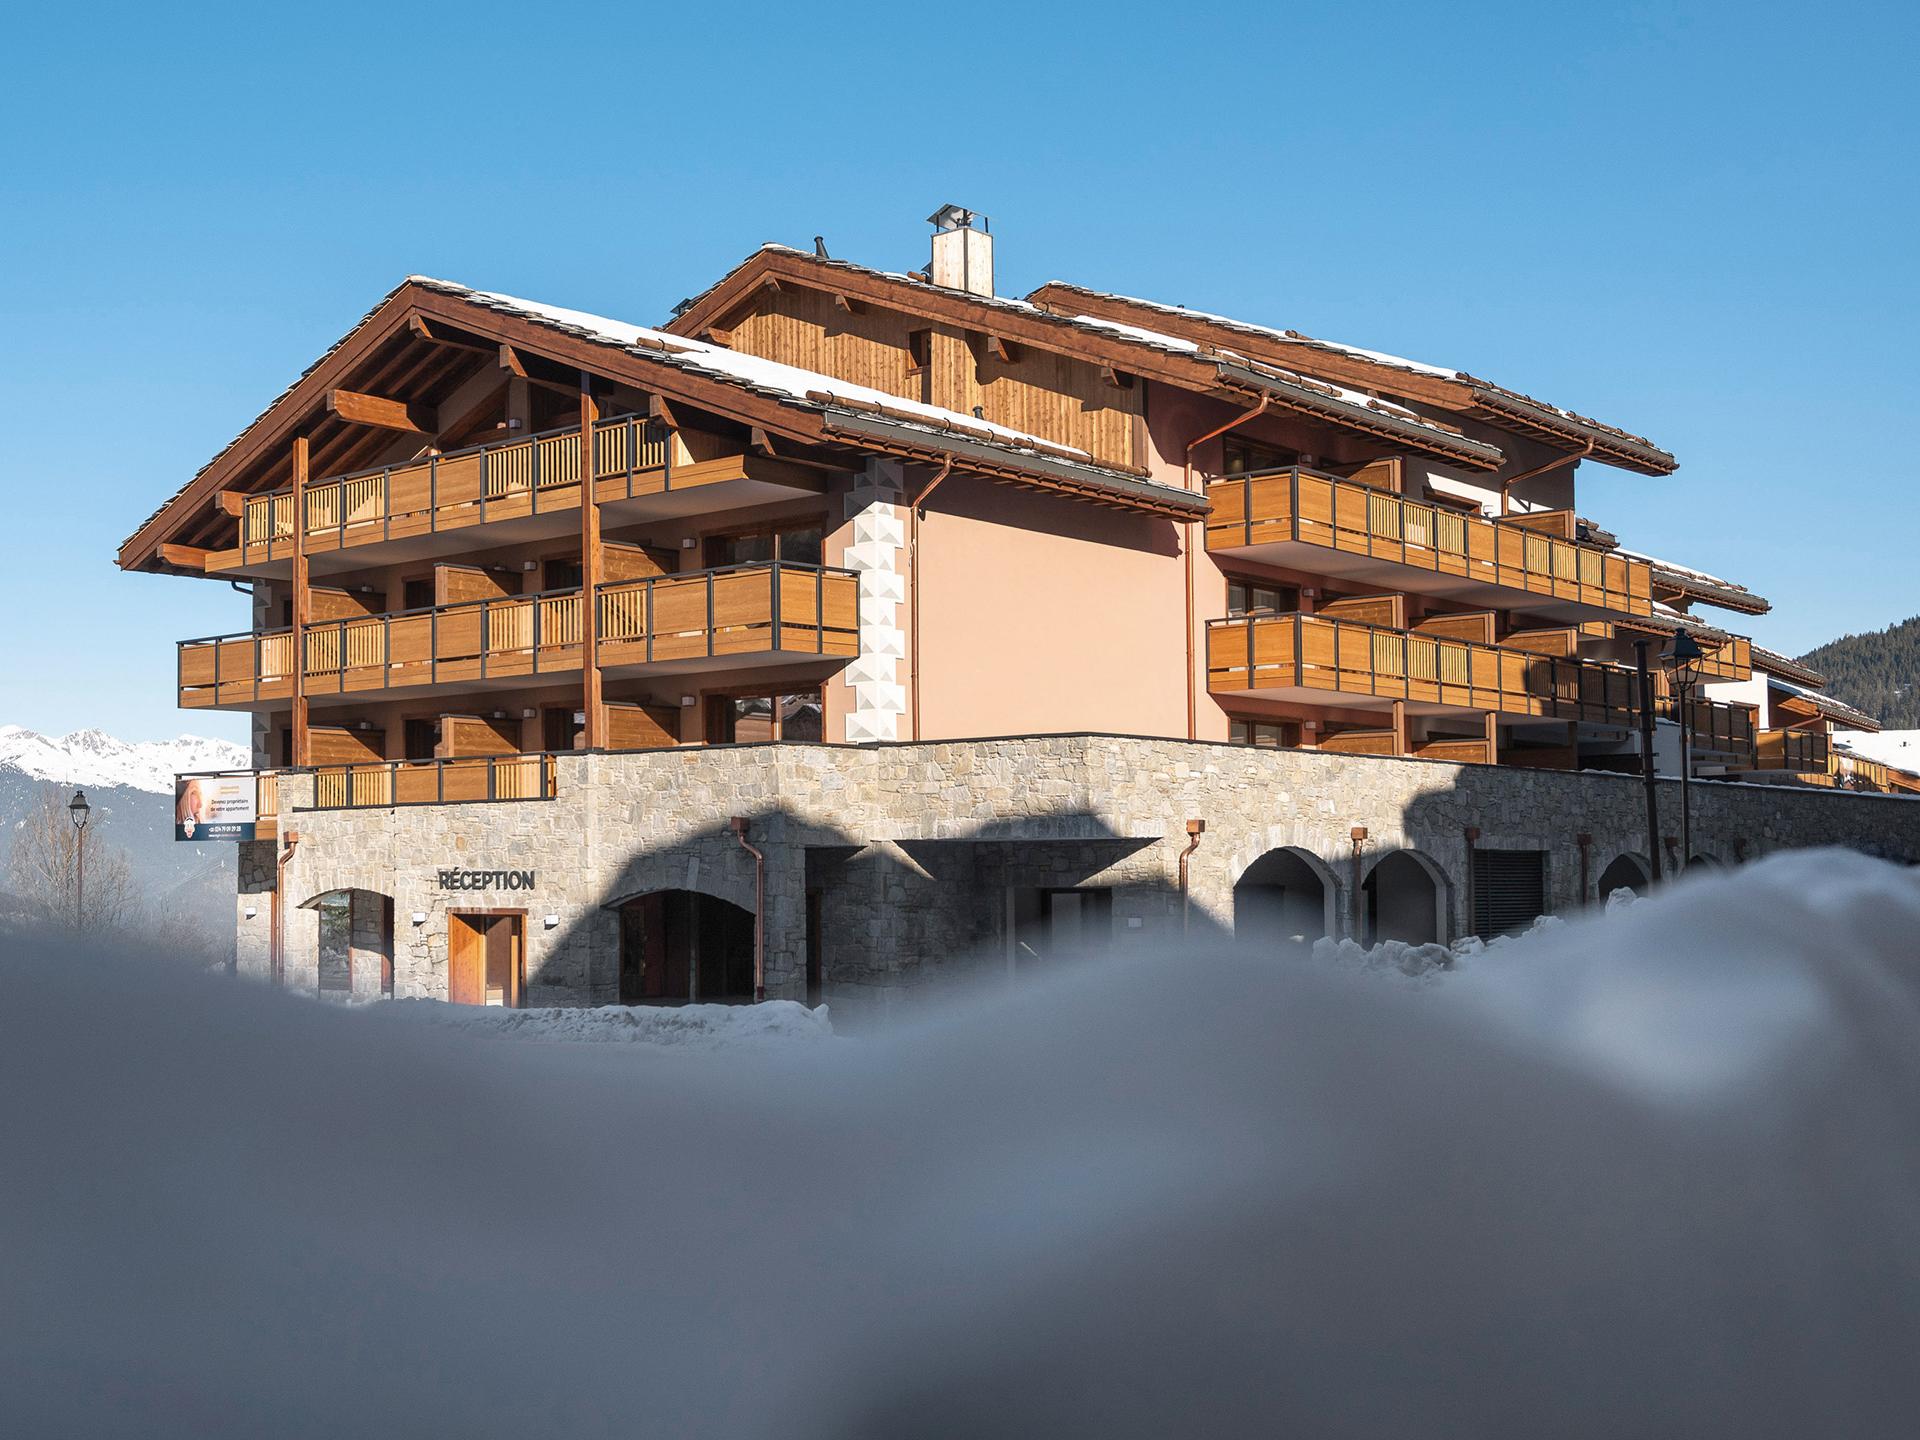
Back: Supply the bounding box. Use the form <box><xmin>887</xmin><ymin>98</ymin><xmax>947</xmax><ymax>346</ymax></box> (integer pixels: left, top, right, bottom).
<box><xmin>381</xmin><ymin>997</ymin><xmax>840</xmax><ymax>1049</ymax></box>
<box><xmin>5</xmin><ymin>850</ymin><xmax>1920</xmax><ymax>1438</ymax></box>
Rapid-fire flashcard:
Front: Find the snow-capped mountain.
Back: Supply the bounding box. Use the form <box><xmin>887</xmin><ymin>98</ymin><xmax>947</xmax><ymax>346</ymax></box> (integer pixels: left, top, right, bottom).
<box><xmin>0</xmin><ymin>726</ymin><xmax>248</xmax><ymax>795</ymax></box>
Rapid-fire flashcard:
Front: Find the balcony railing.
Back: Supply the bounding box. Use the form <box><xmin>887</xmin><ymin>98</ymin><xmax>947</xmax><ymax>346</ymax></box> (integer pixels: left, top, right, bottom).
<box><xmin>596</xmin><ymin>562</ymin><xmax>859</xmax><ymax>667</ymax></box>
<box><xmin>1207</xmin><ymin>612</ymin><xmax>1639</xmax><ymax>726</ymax></box>
<box><xmin>178</xmin><ymin>563</ymin><xmax>859</xmax><ymax>708</ymax></box>
<box><xmin>310</xmin><ymin>753</ymin><xmax>558</xmax><ymax>810</ymax></box>
<box><xmin>1753</xmin><ymin>728</ymin><xmax>1830</xmax><ymax>774</ymax></box>
<box><xmin>1207</xmin><ymin>468</ymin><xmax>1652</xmax><ymax>618</ymax></box>
<box><xmin>219</xmin><ymin>415</ymin><xmax>673</xmax><ymax>570</ymax></box>
<box><xmin>1670</xmin><ymin>696</ymin><xmax>1757</xmax><ymax>760</ymax></box>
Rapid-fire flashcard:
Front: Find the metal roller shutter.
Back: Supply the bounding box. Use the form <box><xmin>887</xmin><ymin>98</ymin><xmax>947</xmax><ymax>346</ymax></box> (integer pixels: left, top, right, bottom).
<box><xmin>1472</xmin><ymin>848</ymin><xmax>1548</xmax><ymax>937</ymax></box>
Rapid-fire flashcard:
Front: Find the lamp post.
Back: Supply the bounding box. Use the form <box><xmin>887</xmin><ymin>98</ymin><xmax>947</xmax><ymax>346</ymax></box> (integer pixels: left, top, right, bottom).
<box><xmin>68</xmin><ymin>790</ymin><xmax>91</xmax><ymax>930</ymax></box>
<box><xmin>1631</xmin><ymin>639</ymin><xmax>1663</xmax><ymax>885</ymax></box>
<box><xmin>1661</xmin><ymin>631</ymin><xmax>1706</xmax><ymax>871</ymax></box>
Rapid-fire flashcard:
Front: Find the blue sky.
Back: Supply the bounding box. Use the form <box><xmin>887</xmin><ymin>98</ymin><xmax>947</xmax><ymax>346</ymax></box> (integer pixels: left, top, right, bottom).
<box><xmin>2</xmin><ymin>0</ymin><xmax>1914</xmax><ymax>743</ymax></box>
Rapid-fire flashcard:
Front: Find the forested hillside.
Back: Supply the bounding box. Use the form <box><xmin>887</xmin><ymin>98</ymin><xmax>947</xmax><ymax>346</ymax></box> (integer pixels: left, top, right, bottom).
<box><xmin>1799</xmin><ymin>616</ymin><xmax>1920</xmax><ymax>727</ymax></box>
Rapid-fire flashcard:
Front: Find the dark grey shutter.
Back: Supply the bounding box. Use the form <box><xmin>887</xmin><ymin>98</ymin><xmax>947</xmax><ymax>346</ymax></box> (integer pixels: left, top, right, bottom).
<box><xmin>1472</xmin><ymin>849</ymin><xmax>1548</xmax><ymax>937</ymax></box>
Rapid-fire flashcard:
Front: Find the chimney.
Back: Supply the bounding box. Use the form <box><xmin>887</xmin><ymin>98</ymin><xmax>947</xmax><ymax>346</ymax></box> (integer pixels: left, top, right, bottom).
<box><xmin>927</xmin><ymin>204</ymin><xmax>993</xmax><ymax>297</ymax></box>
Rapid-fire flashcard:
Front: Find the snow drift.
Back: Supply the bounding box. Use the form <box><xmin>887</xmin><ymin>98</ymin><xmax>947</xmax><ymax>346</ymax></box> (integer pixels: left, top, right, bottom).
<box><xmin>3</xmin><ymin>849</ymin><xmax>1919</xmax><ymax>1439</ymax></box>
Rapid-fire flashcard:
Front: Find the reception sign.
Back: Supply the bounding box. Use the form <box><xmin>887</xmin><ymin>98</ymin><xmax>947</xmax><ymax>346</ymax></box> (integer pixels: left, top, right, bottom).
<box><xmin>175</xmin><ymin>774</ymin><xmax>257</xmax><ymax>842</ymax></box>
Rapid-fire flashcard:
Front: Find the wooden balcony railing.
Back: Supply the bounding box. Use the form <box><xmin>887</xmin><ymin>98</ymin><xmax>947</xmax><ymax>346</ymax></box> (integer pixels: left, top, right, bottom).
<box><xmin>1207</xmin><ymin>612</ymin><xmax>1639</xmax><ymax>725</ymax></box>
<box><xmin>1754</xmin><ymin>728</ymin><xmax>1830</xmax><ymax>773</ymax></box>
<box><xmin>178</xmin><ymin>564</ymin><xmax>859</xmax><ymax>708</ymax></box>
<box><xmin>596</xmin><ymin>562</ymin><xmax>859</xmax><ymax>666</ymax></box>
<box><xmin>1207</xmin><ymin>468</ymin><xmax>1653</xmax><ymax>617</ymax></box>
<box><xmin>1671</xmin><ymin>696</ymin><xmax>1757</xmax><ymax>759</ymax></box>
<box><xmin>310</xmin><ymin>753</ymin><xmax>558</xmax><ymax>810</ymax></box>
<box><xmin>221</xmin><ymin>415</ymin><xmax>672</xmax><ymax>569</ymax></box>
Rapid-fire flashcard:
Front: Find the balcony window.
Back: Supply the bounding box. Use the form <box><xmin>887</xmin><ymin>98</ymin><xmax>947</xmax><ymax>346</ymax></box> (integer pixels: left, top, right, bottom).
<box><xmin>1223</xmin><ymin>439</ymin><xmax>1298</xmax><ymax>476</ymax></box>
<box><xmin>1229</xmin><ymin>718</ymin><xmax>1297</xmax><ymax>749</ymax></box>
<box><xmin>704</xmin><ymin>523</ymin><xmax>824</xmax><ymax>569</ymax></box>
<box><xmin>1226</xmin><ymin>580</ymin><xmax>1296</xmax><ymax>616</ymax></box>
<box><xmin>706</xmin><ymin>688</ymin><xmax>824</xmax><ymax>744</ymax></box>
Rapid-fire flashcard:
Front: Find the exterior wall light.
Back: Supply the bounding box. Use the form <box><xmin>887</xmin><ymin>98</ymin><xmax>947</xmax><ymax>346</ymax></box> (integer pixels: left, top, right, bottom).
<box><xmin>411</xmin><ymin>911</ymin><xmax>428</xmax><ymax>926</ymax></box>
<box><xmin>543</xmin><ymin>914</ymin><xmax>559</xmax><ymax>929</ymax></box>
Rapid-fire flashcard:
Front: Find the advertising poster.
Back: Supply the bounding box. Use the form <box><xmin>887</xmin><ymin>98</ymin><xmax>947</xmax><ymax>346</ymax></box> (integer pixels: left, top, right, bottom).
<box><xmin>175</xmin><ymin>774</ymin><xmax>257</xmax><ymax>842</ymax></box>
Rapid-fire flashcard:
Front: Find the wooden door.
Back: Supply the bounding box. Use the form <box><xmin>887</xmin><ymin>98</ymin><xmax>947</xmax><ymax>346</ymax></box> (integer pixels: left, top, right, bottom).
<box><xmin>483</xmin><ymin>916</ymin><xmax>523</xmax><ymax>1007</ymax></box>
<box><xmin>448</xmin><ymin>914</ymin><xmax>485</xmax><ymax>1005</ymax></box>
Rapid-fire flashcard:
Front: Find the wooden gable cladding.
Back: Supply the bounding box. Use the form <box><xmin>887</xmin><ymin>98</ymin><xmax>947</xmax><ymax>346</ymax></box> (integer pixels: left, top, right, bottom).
<box><xmin>717</xmin><ymin>280</ymin><xmax>1145</xmax><ymax>470</ymax></box>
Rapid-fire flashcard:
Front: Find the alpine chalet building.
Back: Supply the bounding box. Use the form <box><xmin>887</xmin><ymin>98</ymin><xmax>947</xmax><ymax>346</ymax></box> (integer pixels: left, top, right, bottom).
<box><xmin>121</xmin><ymin>209</ymin><xmax>1920</xmax><ymax>1012</ymax></box>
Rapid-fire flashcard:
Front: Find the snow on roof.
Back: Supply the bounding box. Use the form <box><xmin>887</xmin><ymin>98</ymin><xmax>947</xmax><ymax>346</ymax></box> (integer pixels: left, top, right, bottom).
<box><xmin>721</xmin><ymin>248</ymin><xmax>1499</xmax><ymax>462</ymax></box>
<box><xmin>1834</xmin><ymin>729</ymin><xmax>1920</xmax><ymax>774</ymax></box>
<box><xmin>1749</xmin><ymin>645</ymin><xmax>1827</xmax><ymax>689</ymax></box>
<box><xmin>1617</xmin><ymin>548</ymin><xmax>1771</xmax><ymax>614</ymax></box>
<box><xmin>419</xmin><ymin>278</ymin><xmax>1099</xmax><ymax>463</ymax></box>
<box><xmin>1649</xmin><ymin>601</ymin><xmax>1734</xmax><ymax>645</ymax></box>
<box><xmin>1766</xmin><ymin>675</ymin><xmax>1881</xmax><ymax>732</ymax></box>
<box><xmin>1027</xmin><ymin>281</ymin><xmax>1677</xmax><ymax>470</ymax></box>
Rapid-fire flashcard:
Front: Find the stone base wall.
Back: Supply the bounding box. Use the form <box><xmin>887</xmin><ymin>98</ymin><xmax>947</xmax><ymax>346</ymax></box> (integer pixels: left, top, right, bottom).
<box><xmin>242</xmin><ymin>737</ymin><xmax>1920</xmax><ymax>1018</ymax></box>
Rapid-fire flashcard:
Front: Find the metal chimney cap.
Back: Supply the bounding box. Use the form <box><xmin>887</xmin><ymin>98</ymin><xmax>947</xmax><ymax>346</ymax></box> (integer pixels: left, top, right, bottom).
<box><xmin>928</xmin><ymin>204</ymin><xmax>985</xmax><ymax>232</ymax></box>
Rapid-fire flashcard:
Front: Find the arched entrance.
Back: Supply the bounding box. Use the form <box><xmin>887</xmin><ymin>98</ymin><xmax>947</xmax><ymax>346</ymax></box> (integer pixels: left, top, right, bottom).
<box><xmin>1685</xmin><ymin>854</ymin><xmax>1721</xmax><ymax>871</ymax></box>
<box><xmin>1363</xmin><ymin>850</ymin><xmax>1443</xmax><ymax>945</ymax></box>
<box><xmin>1596</xmin><ymin>853</ymin><xmax>1651</xmax><ymax>901</ymax></box>
<box><xmin>307</xmin><ymin>888</ymin><xmax>394</xmax><ymax>1001</ymax></box>
<box><xmin>1234</xmin><ymin>847</ymin><xmax>1335</xmax><ymax>950</ymax></box>
<box><xmin>617</xmin><ymin>890</ymin><xmax>756</xmax><ymax>1005</ymax></box>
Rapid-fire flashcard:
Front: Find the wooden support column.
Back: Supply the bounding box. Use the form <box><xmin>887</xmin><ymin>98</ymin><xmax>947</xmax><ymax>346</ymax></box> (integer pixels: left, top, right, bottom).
<box><xmin>291</xmin><ymin>436</ymin><xmax>311</xmax><ymax>768</ymax></box>
<box><xmin>579</xmin><ymin>376</ymin><xmax>603</xmax><ymax>749</ymax></box>
<box><xmin>1484</xmin><ymin>711</ymin><xmax>1500</xmax><ymax>765</ymax></box>
<box><xmin>1391</xmin><ymin>700</ymin><xmax>1408</xmax><ymax>757</ymax></box>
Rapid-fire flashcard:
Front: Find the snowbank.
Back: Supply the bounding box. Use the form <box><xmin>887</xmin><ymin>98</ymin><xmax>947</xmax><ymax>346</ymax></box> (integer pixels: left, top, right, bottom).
<box><xmin>379</xmin><ymin>997</ymin><xmax>840</xmax><ymax>1049</ymax></box>
<box><xmin>4</xmin><ymin>849</ymin><xmax>1920</xmax><ymax>1439</ymax></box>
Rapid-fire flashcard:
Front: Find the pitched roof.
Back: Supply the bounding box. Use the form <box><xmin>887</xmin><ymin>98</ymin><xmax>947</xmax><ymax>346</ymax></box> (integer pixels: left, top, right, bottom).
<box><xmin>1616</xmin><ymin>549</ymin><xmax>1771</xmax><ymax>615</ymax></box>
<box><xmin>667</xmin><ymin>246</ymin><xmax>1507</xmax><ymax>471</ymax></box>
<box><xmin>1768</xmin><ymin>675</ymin><xmax>1880</xmax><ymax>732</ymax></box>
<box><xmin>1024</xmin><ymin>281</ymin><xmax>1678</xmax><ymax>476</ymax></box>
<box><xmin>1750</xmin><ymin>645</ymin><xmax>1826</xmax><ymax>689</ymax></box>
<box><xmin>122</xmin><ymin>275</ymin><xmax>1208</xmax><ymax>567</ymax></box>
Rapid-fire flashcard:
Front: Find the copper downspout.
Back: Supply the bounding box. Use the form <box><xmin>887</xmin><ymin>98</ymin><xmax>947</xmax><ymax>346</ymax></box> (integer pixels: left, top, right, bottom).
<box><xmin>907</xmin><ymin>457</ymin><xmax>954</xmax><ymax>742</ymax></box>
<box><xmin>1183</xmin><ymin>395</ymin><xmax>1271</xmax><ymax>739</ymax></box>
<box><xmin>730</xmin><ymin>816</ymin><xmax>766</xmax><ymax>1002</ymax></box>
<box><xmin>1177</xmin><ymin>819</ymin><xmax>1206</xmax><ymax>934</ymax></box>
<box><xmin>270</xmin><ymin>828</ymin><xmax>301</xmax><ymax>987</ymax></box>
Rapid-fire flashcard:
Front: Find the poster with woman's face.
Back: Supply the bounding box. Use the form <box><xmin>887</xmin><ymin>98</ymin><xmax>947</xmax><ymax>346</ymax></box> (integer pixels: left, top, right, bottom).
<box><xmin>174</xmin><ymin>775</ymin><xmax>256</xmax><ymax>841</ymax></box>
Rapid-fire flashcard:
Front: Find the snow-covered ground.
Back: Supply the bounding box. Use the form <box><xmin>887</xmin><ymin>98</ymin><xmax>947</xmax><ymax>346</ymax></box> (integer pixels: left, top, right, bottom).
<box><xmin>0</xmin><ymin>725</ymin><xmax>247</xmax><ymax>793</ymax></box>
<box><xmin>380</xmin><ymin>996</ymin><xmax>841</xmax><ymax>1049</ymax></box>
<box><xmin>4</xmin><ymin>849</ymin><xmax>1920</xmax><ymax>1438</ymax></box>
<box><xmin>1836</xmin><ymin>727</ymin><xmax>1920</xmax><ymax>772</ymax></box>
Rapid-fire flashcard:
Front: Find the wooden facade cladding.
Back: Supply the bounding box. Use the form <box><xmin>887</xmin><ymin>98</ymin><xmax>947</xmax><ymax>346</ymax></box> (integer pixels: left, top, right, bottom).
<box><xmin>177</xmin><ymin>563</ymin><xmax>858</xmax><ymax>709</ymax></box>
<box><xmin>1206</xmin><ymin>612</ymin><xmax>1641</xmax><ymax>726</ymax></box>
<box><xmin>1755</xmin><ymin>728</ymin><xmax>1831</xmax><ymax>774</ymax></box>
<box><xmin>210</xmin><ymin>417</ymin><xmax>804</xmax><ymax>573</ymax></box>
<box><xmin>1207</xmin><ymin>469</ymin><xmax>1653</xmax><ymax>620</ymax></box>
<box><xmin>723</xmin><ymin>283</ymin><xmax>1145</xmax><ymax>470</ymax></box>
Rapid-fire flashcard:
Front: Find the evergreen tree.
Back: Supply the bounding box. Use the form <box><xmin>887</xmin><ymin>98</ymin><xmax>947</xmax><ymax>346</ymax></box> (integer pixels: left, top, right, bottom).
<box><xmin>1799</xmin><ymin>616</ymin><xmax>1920</xmax><ymax>728</ymax></box>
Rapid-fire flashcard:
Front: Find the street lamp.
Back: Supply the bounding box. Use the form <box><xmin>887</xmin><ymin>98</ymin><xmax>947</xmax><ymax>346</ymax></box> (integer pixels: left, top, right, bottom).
<box><xmin>1661</xmin><ymin>631</ymin><xmax>1706</xmax><ymax>870</ymax></box>
<box><xmin>68</xmin><ymin>790</ymin><xmax>90</xmax><ymax>930</ymax></box>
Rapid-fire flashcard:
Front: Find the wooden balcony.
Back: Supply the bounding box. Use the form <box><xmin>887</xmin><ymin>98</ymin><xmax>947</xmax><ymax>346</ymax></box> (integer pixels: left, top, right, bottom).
<box><xmin>1672</xmin><ymin>696</ymin><xmax>1757</xmax><ymax>762</ymax></box>
<box><xmin>1753</xmin><ymin>728</ymin><xmax>1831</xmax><ymax>774</ymax></box>
<box><xmin>311</xmin><ymin>753</ymin><xmax>557</xmax><ymax>810</ymax></box>
<box><xmin>1207</xmin><ymin>612</ymin><xmax>1639</xmax><ymax>726</ymax></box>
<box><xmin>207</xmin><ymin>416</ymin><xmax>824</xmax><ymax>578</ymax></box>
<box><xmin>178</xmin><ymin>563</ymin><xmax>858</xmax><ymax>709</ymax></box>
<box><xmin>1207</xmin><ymin>469</ymin><xmax>1652</xmax><ymax>621</ymax></box>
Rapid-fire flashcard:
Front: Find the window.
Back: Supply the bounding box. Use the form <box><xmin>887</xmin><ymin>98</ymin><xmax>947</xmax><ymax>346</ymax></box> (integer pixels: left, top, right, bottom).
<box><xmin>402</xmin><ymin>577</ymin><xmax>435</xmax><ymax>612</ymax></box>
<box><xmin>1226</xmin><ymin>579</ymin><xmax>1296</xmax><ymax>616</ymax></box>
<box><xmin>705</xmin><ymin>523</ymin><xmax>824</xmax><ymax>569</ymax></box>
<box><xmin>1229</xmin><ymin>718</ymin><xmax>1298</xmax><ymax>749</ymax></box>
<box><xmin>706</xmin><ymin>689</ymin><xmax>824</xmax><ymax>744</ymax></box>
<box><xmin>1223</xmin><ymin>439</ymin><xmax>1299</xmax><ymax>476</ymax></box>
<box><xmin>543</xmin><ymin>557</ymin><xmax>583</xmax><ymax>592</ymax></box>
<box><xmin>907</xmin><ymin>329</ymin><xmax>932</xmax><ymax>374</ymax></box>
